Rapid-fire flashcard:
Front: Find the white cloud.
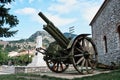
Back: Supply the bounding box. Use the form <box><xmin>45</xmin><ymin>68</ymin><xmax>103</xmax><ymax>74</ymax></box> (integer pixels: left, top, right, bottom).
<box><xmin>82</xmin><ymin>5</ymin><xmax>100</xmax><ymax>22</ymax></box>
<box><xmin>48</xmin><ymin>0</ymin><xmax>78</xmax><ymax>14</ymax></box>
<box><xmin>44</xmin><ymin>13</ymin><xmax>77</xmax><ymax>27</ymax></box>
<box><xmin>14</xmin><ymin>7</ymin><xmax>76</xmax><ymax>27</ymax></box>
<box><xmin>15</xmin><ymin>7</ymin><xmax>38</xmax><ymax>15</ymax></box>
<box><xmin>14</xmin><ymin>0</ymin><xmax>104</xmax><ymax>27</ymax></box>
<box><xmin>14</xmin><ymin>7</ymin><xmax>41</xmax><ymax>23</ymax></box>
<box><xmin>48</xmin><ymin>0</ymin><xmax>104</xmax><ymax>22</ymax></box>
<box><xmin>79</xmin><ymin>1</ymin><xmax>103</xmax><ymax>22</ymax></box>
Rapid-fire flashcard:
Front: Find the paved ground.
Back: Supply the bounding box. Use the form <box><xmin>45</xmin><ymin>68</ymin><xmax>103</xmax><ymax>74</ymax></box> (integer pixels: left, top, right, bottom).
<box><xmin>0</xmin><ymin>72</ymin><xmax>11</xmax><ymax>75</ymax></box>
<box><xmin>38</xmin><ymin>70</ymin><xmax>110</xmax><ymax>79</ymax></box>
<box><xmin>0</xmin><ymin>66</ymin><xmax>111</xmax><ymax>79</ymax></box>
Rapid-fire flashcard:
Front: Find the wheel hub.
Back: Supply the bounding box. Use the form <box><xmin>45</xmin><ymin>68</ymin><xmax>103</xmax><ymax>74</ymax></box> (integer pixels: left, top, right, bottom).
<box><xmin>83</xmin><ymin>51</ymin><xmax>90</xmax><ymax>59</ymax></box>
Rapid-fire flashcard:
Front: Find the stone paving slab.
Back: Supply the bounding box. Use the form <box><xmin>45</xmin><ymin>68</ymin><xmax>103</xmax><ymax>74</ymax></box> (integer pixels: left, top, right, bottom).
<box><xmin>38</xmin><ymin>70</ymin><xmax>110</xmax><ymax>79</ymax></box>
<box><xmin>0</xmin><ymin>72</ymin><xmax>11</xmax><ymax>75</ymax></box>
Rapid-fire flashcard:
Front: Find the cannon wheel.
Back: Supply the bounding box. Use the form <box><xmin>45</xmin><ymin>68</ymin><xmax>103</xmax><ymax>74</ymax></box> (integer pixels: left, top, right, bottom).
<box><xmin>71</xmin><ymin>35</ymin><xmax>97</xmax><ymax>74</ymax></box>
<box><xmin>46</xmin><ymin>55</ymin><xmax>69</xmax><ymax>73</ymax></box>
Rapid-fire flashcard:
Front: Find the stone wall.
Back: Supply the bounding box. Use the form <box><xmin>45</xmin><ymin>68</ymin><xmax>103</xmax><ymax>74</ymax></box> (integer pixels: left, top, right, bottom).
<box><xmin>15</xmin><ymin>65</ymin><xmax>76</xmax><ymax>74</ymax></box>
<box><xmin>15</xmin><ymin>66</ymin><xmax>50</xmax><ymax>73</ymax></box>
<box><xmin>91</xmin><ymin>0</ymin><xmax>120</xmax><ymax>65</ymax></box>
<box><xmin>0</xmin><ymin>66</ymin><xmax>15</xmax><ymax>74</ymax></box>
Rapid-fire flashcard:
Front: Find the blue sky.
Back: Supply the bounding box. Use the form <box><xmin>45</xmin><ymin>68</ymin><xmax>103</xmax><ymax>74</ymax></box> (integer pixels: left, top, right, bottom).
<box><xmin>1</xmin><ymin>0</ymin><xmax>104</xmax><ymax>41</ymax></box>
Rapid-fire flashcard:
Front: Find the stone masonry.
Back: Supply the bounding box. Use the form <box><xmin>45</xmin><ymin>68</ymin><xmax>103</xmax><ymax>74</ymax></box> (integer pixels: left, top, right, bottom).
<box><xmin>90</xmin><ymin>0</ymin><xmax>120</xmax><ymax>65</ymax></box>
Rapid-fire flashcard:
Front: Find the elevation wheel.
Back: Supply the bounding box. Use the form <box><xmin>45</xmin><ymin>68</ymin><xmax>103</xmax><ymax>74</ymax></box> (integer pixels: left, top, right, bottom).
<box><xmin>71</xmin><ymin>35</ymin><xmax>97</xmax><ymax>74</ymax></box>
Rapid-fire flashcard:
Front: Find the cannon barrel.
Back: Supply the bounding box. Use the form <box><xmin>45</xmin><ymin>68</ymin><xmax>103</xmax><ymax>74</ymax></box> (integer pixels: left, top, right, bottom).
<box><xmin>38</xmin><ymin>12</ymin><xmax>69</xmax><ymax>48</ymax></box>
<box><xmin>38</xmin><ymin>12</ymin><xmax>52</xmax><ymax>24</ymax></box>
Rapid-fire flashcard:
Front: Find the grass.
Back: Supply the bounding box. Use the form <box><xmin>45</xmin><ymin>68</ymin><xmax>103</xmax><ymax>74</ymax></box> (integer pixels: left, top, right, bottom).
<box><xmin>74</xmin><ymin>70</ymin><xmax>120</xmax><ymax>80</ymax></box>
<box><xmin>0</xmin><ymin>69</ymin><xmax>120</xmax><ymax>80</ymax></box>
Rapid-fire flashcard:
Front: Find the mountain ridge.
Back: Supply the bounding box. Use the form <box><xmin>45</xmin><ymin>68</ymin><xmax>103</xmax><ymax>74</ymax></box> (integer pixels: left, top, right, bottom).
<box><xmin>1</xmin><ymin>31</ymin><xmax>77</xmax><ymax>52</ymax></box>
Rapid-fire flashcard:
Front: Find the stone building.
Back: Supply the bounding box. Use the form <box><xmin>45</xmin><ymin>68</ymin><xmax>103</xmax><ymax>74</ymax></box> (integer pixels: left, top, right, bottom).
<box><xmin>90</xmin><ymin>0</ymin><xmax>120</xmax><ymax>65</ymax></box>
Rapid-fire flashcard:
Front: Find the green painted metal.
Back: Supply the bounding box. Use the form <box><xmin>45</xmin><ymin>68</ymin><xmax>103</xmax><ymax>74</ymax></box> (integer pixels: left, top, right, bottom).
<box><xmin>38</xmin><ymin>12</ymin><xmax>69</xmax><ymax>48</ymax></box>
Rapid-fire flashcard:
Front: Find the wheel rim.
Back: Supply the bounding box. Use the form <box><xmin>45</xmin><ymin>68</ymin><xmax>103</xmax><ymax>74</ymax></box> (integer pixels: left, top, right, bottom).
<box><xmin>46</xmin><ymin>57</ymin><xmax>69</xmax><ymax>73</ymax></box>
<box><xmin>71</xmin><ymin>37</ymin><xmax>97</xmax><ymax>74</ymax></box>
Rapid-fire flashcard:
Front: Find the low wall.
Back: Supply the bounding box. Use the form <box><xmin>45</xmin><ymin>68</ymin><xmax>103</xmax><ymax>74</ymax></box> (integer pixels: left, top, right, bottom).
<box><xmin>15</xmin><ymin>65</ymin><xmax>75</xmax><ymax>74</ymax></box>
<box><xmin>0</xmin><ymin>66</ymin><xmax>15</xmax><ymax>74</ymax></box>
<box><xmin>15</xmin><ymin>66</ymin><xmax>50</xmax><ymax>73</ymax></box>
<box><xmin>0</xmin><ymin>65</ymin><xmax>76</xmax><ymax>74</ymax></box>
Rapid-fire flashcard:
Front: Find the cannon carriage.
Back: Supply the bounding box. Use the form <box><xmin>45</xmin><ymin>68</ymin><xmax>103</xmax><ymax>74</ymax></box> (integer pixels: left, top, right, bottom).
<box><xmin>37</xmin><ymin>12</ymin><xmax>98</xmax><ymax>74</ymax></box>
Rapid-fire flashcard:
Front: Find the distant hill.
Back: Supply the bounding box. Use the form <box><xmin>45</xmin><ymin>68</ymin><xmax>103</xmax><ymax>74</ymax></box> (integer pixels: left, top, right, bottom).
<box><xmin>6</xmin><ymin>31</ymin><xmax>77</xmax><ymax>52</ymax></box>
<box><xmin>9</xmin><ymin>31</ymin><xmax>77</xmax><ymax>43</ymax></box>
<box><xmin>9</xmin><ymin>31</ymin><xmax>54</xmax><ymax>49</ymax></box>
<box><xmin>27</xmin><ymin>31</ymin><xmax>76</xmax><ymax>43</ymax></box>
<box><xmin>64</xmin><ymin>32</ymin><xmax>77</xmax><ymax>38</ymax></box>
<box><xmin>27</xmin><ymin>31</ymin><xmax>54</xmax><ymax>42</ymax></box>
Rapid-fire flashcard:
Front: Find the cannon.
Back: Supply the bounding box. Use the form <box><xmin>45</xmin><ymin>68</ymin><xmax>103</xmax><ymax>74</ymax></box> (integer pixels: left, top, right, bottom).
<box><xmin>37</xmin><ymin>12</ymin><xmax>98</xmax><ymax>74</ymax></box>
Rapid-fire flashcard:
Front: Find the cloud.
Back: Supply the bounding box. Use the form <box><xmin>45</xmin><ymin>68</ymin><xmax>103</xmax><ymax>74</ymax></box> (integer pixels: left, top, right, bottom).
<box><xmin>48</xmin><ymin>0</ymin><xmax>78</xmax><ymax>14</ymax></box>
<box><xmin>79</xmin><ymin>0</ymin><xmax>104</xmax><ymax>22</ymax></box>
<box><xmin>48</xmin><ymin>0</ymin><xmax>104</xmax><ymax>22</ymax></box>
<box><xmin>14</xmin><ymin>7</ymin><xmax>76</xmax><ymax>27</ymax></box>
<box><xmin>15</xmin><ymin>7</ymin><xmax>37</xmax><ymax>15</ymax></box>
<box><xmin>14</xmin><ymin>7</ymin><xmax>42</xmax><ymax>23</ymax></box>
<box><xmin>14</xmin><ymin>0</ymin><xmax>104</xmax><ymax>27</ymax></box>
<box><xmin>82</xmin><ymin>5</ymin><xmax>100</xmax><ymax>22</ymax></box>
<box><xmin>44</xmin><ymin>13</ymin><xmax>77</xmax><ymax>27</ymax></box>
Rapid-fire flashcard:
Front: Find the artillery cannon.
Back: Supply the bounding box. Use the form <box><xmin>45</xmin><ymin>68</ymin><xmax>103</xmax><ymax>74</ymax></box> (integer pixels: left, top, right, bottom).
<box><xmin>37</xmin><ymin>12</ymin><xmax>98</xmax><ymax>74</ymax></box>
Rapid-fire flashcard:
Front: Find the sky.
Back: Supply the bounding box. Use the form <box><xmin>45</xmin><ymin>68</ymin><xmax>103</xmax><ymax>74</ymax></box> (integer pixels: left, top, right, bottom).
<box><xmin>1</xmin><ymin>0</ymin><xmax>104</xmax><ymax>41</ymax></box>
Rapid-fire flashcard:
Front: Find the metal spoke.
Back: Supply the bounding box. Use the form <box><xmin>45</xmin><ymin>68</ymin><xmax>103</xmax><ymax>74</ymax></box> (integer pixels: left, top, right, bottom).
<box><xmin>86</xmin><ymin>40</ymin><xmax>89</xmax><ymax>47</ymax></box>
<box><xmin>74</xmin><ymin>53</ymin><xmax>83</xmax><ymax>57</ymax></box>
<box><xmin>88</xmin><ymin>59</ymin><xmax>93</xmax><ymax>69</ymax></box>
<box><xmin>78</xmin><ymin>40</ymin><xmax>82</xmax><ymax>47</ymax></box>
<box><xmin>71</xmin><ymin>36</ymin><xmax>97</xmax><ymax>74</ymax></box>
<box><xmin>60</xmin><ymin>62</ymin><xmax>63</xmax><ymax>71</ymax></box>
<box><xmin>81</xmin><ymin>39</ymin><xmax>85</xmax><ymax>47</ymax></box>
<box><xmin>81</xmin><ymin>58</ymin><xmax>85</xmax><ymax>70</ymax></box>
<box><xmin>87</xmin><ymin>44</ymin><xmax>93</xmax><ymax>55</ymax></box>
<box><xmin>85</xmin><ymin>40</ymin><xmax>89</xmax><ymax>50</ymax></box>
<box><xmin>85</xmin><ymin>59</ymin><xmax>88</xmax><ymax>72</ymax></box>
<box><xmin>76</xmin><ymin>57</ymin><xmax>84</xmax><ymax>64</ymax></box>
<box><xmin>90</xmin><ymin>47</ymin><xmax>95</xmax><ymax>55</ymax></box>
<box><xmin>46</xmin><ymin>58</ymin><xmax>69</xmax><ymax>73</ymax></box>
<box><xmin>81</xmin><ymin>39</ymin><xmax>87</xmax><ymax>51</ymax></box>
<box><xmin>76</xmin><ymin>47</ymin><xmax>84</xmax><ymax>53</ymax></box>
<box><xmin>52</xmin><ymin>62</ymin><xmax>56</xmax><ymax>70</ymax></box>
<box><xmin>56</xmin><ymin>62</ymin><xmax>59</xmax><ymax>71</ymax></box>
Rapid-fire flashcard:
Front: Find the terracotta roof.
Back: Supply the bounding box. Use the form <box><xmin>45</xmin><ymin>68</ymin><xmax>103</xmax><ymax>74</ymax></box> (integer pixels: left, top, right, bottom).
<box><xmin>0</xmin><ymin>40</ymin><xmax>9</xmax><ymax>45</ymax></box>
<box><xmin>90</xmin><ymin>0</ymin><xmax>109</xmax><ymax>25</ymax></box>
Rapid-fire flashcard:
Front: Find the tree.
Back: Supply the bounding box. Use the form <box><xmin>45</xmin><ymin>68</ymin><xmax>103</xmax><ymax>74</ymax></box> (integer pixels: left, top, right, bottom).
<box><xmin>0</xmin><ymin>0</ymin><xmax>19</xmax><ymax>37</ymax></box>
<box><xmin>0</xmin><ymin>45</ymin><xmax>8</xmax><ymax>65</ymax></box>
<box><xmin>0</xmin><ymin>0</ymin><xmax>13</xmax><ymax>3</ymax></box>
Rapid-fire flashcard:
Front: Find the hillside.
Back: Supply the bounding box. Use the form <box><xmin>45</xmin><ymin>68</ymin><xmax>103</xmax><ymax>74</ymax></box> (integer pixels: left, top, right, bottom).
<box><xmin>27</xmin><ymin>31</ymin><xmax>54</xmax><ymax>43</ymax></box>
<box><xmin>8</xmin><ymin>31</ymin><xmax>54</xmax><ymax>51</ymax></box>
<box><xmin>3</xmin><ymin>31</ymin><xmax>76</xmax><ymax>52</ymax></box>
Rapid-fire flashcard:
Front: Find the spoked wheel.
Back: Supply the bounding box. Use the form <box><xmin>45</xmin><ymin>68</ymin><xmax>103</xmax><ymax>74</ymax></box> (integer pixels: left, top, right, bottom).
<box><xmin>71</xmin><ymin>36</ymin><xmax>97</xmax><ymax>74</ymax></box>
<box><xmin>46</xmin><ymin>56</ymin><xmax>69</xmax><ymax>73</ymax></box>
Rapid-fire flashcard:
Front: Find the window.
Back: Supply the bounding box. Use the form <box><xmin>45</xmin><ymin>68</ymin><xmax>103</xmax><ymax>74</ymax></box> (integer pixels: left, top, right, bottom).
<box><xmin>117</xmin><ymin>25</ymin><xmax>120</xmax><ymax>38</ymax></box>
<box><xmin>117</xmin><ymin>25</ymin><xmax>120</xmax><ymax>49</ymax></box>
<box><xmin>103</xmin><ymin>36</ymin><xmax>108</xmax><ymax>53</ymax></box>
